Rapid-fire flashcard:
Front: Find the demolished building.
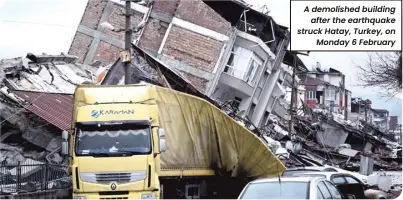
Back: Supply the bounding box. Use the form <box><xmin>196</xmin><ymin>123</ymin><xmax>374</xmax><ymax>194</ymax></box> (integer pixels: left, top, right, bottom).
<box><xmin>0</xmin><ymin>47</ymin><xmax>401</xmax><ymax>196</ymax></box>
<box><xmin>68</xmin><ymin>0</ymin><xmax>308</xmax><ymax>127</ymax></box>
<box><xmin>0</xmin><ymin>54</ymin><xmax>100</xmax><ymax>166</ymax></box>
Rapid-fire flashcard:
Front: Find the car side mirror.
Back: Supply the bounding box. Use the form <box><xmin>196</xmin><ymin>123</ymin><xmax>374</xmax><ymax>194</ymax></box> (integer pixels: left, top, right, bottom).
<box><xmin>158</xmin><ymin>128</ymin><xmax>166</xmax><ymax>152</ymax></box>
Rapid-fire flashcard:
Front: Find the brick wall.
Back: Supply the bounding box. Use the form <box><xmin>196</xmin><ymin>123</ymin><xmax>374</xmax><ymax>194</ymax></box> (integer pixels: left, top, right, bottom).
<box><xmin>175</xmin><ymin>0</ymin><xmax>232</xmax><ymax>36</ymax></box>
<box><xmin>68</xmin><ymin>32</ymin><xmax>93</xmax><ymax>63</ymax></box>
<box><xmin>94</xmin><ymin>41</ymin><xmax>123</xmax><ymax>64</ymax></box>
<box><xmin>100</xmin><ymin>4</ymin><xmax>144</xmax><ymax>41</ymax></box>
<box><xmin>68</xmin><ymin>0</ymin><xmax>232</xmax><ymax>92</ymax></box>
<box><xmin>162</xmin><ymin>26</ymin><xmax>224</xmax><ymax>73</ymax></box>
<box><xmin>152</xmin><ymin>0</ymin><xmax>180</xmax><ymax>17</ymax></box>
<box><xmin>80</xmin><ymin>0</ymin><xmax>108</xmax><ymax>29</ymax></box>
<box><xmin>138</xmin><ymin>19</ymin><xmax>168</xmax><ymax>53</ymax></box>
<box><xmin>178</xmin><ymin>70</ymin><xmax>208</xmax><ymax>92</ymax></box>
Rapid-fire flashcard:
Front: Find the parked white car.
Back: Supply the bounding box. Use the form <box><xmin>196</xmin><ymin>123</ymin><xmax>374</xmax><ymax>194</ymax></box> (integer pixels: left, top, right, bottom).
<box><xmin>237</xmin><ymin>176</ymin><xmax>343</xmax><ymax>199</ymax></box>
<box><xmin>293</xmin><ymin>172</ymin><xmax>387</xmax><ymax>199</ymax></box>
<box><xmin>282</xmin><ymin>166</ymin><xmax>368</xmax><ymax>183</ymax></box>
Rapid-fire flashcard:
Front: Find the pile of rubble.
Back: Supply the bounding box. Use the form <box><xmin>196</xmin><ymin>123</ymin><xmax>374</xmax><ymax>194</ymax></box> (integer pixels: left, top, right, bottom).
<box><xmin>0</xmin><ymin>53</ymin><xmax>100</xmax><ymax>165</ymax></box>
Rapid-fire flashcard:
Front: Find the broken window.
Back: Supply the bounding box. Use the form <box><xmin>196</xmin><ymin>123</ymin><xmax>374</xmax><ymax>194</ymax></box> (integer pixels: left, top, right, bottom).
<box><xmin>232</xmin><ymin>97</ymin><xmax>242</xmax><ymax>109</ymax></box>
<box><xmin>224</xmin><ymin>45</ymin><xmax>263</xmax><ymax>86</ymax></box>
<box><xmin>248</xmin><ymin>103</ymin><xmax>256</xmax><ymax>119</ymax></box>
<box><xmin>260</xmin><ymin>111</ymin><xmax>270</xmax><ymax>126</ymax></box>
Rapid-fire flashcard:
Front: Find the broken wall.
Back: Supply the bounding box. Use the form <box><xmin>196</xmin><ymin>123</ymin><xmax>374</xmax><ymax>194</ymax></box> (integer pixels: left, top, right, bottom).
<box><xmin>68</xmin><ymin>0</ymin><xmax>233</xmax><ymax>93</ymax></box>
<box><xmin>316</xmin><ymin>122</ymin><xmax>348</xmax><ymax>149</ymax></box>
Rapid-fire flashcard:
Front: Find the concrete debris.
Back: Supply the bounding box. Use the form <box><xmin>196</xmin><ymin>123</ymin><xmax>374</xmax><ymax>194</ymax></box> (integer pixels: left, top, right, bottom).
<box><xmin>0</xmin><ymin>144</ymin><xmax>26</xmax><ymax>165</ymax></box>
<box><xmin>0</xmin><ymin>53</ymin><xmax>100</xmax><ymax>176</ymax></box>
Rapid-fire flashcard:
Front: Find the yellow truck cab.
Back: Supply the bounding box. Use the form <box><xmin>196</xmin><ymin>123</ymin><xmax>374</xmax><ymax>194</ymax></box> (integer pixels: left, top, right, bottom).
<box><xmin>61</xmin><ymin>84</ymin><xmax>166</xmax><ymax>199</ymax></box>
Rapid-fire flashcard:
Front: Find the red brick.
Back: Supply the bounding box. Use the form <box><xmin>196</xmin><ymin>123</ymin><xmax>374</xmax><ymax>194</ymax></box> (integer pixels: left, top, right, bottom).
<box><xmin>93</xmin><ymin>41</ymin><xmax>123</xmax><ymax>65</ymax></box>
<box><xmin>100</xmin><ymin>3</ymin><xmax>144</xmax><ymax>41</ymax></box>
<box><xmin>162</xmin><ymin>26</ymin><xmax>223</xmax><ymax>72</ymax></box>
<box><xmin>178</xmin><ymin>70</ymin><xmax>208</xmax><ymax>92</ymax></box>
<box><xmin>175</xmin><ymin>0</ymin><xmax>232</xmax><ymax>36</ymax></box>
<box><xmin>80</xmin><ymin>0</ymin><xmax>108</xmax><ymax>29</ymax></box>
<box><xmin>138</xmin><ymin>19</ymin><xmax>168</xmax><ymax>53</ymax></box>
<box><xmin>68</xmin><ymin>32</ymin><xmax>93</xmax><ymax>63</ymax></box>
<box><xmin>153</xmin><ymin>0</ymin><xmax>180</xmax><ymax>17</ymax></box>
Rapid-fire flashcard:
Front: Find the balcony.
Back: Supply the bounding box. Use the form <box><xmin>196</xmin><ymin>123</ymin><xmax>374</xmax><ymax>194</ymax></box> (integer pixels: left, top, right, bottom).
<box><xmin>272</xmin><ymin>98</ymin><xmax>289</xmax><ymax>120</ymax></box>
<box><xmin>218</xmin><ymin>73</ymin><xmax>254</xmax><ymax>96</ymax></box>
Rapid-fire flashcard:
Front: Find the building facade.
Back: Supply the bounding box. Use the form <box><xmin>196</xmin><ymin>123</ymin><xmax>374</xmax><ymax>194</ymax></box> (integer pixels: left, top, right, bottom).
<box><xmin>389</xmin><ymin>116</ymin><xmax>399</xmax><ymax>132</ymax></box>
<box><xmin>68</xmin><ymin>0</ymin><xmax>304</xmax><ymax>126</ymax></box>
<box><xmin>299</xmin><ymin>67</ymin><xmax>351</xmax><ymax>117</ymax></box>
<box><xmin>372</xmin><ymin>109</ymin><xmax>389</xmax><ymax>133</ymax></box>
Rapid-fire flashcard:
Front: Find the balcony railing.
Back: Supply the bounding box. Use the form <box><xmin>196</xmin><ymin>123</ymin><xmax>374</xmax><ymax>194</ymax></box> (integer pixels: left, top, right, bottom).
<box><xmin>0</xmin><ymin>160</ymin><xmax>71</xmax><ymax>195</ymax></box>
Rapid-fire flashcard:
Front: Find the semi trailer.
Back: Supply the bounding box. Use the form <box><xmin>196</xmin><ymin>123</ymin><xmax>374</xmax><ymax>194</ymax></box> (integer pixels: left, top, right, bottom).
<box><xmin>62</xmin><ymin>84</ymin><xmax>285</xmax><ymax>199</ymax></box>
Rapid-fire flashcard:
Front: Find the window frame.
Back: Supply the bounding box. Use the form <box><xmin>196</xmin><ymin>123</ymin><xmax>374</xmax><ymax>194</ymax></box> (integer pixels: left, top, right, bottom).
<box><xmin>324</xmin><ymin>180</ymin><xmax>342</xmax><ymax>199</ymax></box>
<box><xmin>307</xmin><ymin>91</ymin><xmax>316</xmax><ymax>100</ymax></box>
<box><xmin>331</xmin><ymin>176</ymin><xmax>347</xmax><ymax>185</ymax></box>
<box><xmin>224</xmin><ymin>45</ymin><xmax>263</xmax><ymax>86</ymax></box>
<box><xmin>244</xmin><ymin>54</ymin><xmax>263</xmax><ymax>86</ymax></box>
<box><xmin>317</xmin><ymin>181</ymin><xmax>332</xmax><ymax>199</ymax></box>
<box><xmin>343</xmin><ymin>175</ymin><xmax>362</xmax><ymax>184</ymax></box>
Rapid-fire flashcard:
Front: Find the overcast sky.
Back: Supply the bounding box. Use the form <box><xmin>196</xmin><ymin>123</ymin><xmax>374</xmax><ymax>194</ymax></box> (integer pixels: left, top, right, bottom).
<box><xmin>0</xmin><ymin>0</ymin><xmax>401</xmax><ymax>120</ymax></box>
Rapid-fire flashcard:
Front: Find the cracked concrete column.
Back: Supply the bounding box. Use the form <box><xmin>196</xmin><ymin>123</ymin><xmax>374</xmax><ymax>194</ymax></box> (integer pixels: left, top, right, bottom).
<box><xmin>251</xmin><ymin>37</ymin><xmax>289</xmax><ymax>125</ymax></box>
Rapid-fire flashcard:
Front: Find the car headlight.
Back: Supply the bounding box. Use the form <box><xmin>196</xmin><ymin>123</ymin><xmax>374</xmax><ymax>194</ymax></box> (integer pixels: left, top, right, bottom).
<box><xmin>141</xmin><ymin>193</ymin><xmax>156</xmax><ymax>199</ymax></box>
<box><xmin>75</xmin><ymin>196</ymin><xmax>88</xmax><ymax>200</ymax></box>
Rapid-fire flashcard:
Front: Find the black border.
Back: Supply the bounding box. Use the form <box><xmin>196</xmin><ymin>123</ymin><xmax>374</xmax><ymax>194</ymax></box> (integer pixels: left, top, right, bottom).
<box><xmin>290</xmin><ymin>0</ymin><xmax>403</xmax><ymax>52</ymax></box>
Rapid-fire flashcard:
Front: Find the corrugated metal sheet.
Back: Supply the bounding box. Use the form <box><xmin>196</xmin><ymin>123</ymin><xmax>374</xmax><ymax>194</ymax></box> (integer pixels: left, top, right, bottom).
<box><xmin>12</xmin><ymin>90</ymin><xmax>73</xmax><ymax>131</ymax></box>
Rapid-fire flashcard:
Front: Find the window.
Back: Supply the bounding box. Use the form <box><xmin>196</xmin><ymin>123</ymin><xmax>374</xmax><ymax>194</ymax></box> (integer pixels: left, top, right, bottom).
<box><xmin>224</xmin><ymin>45</ymin><xmax>263</xmax><ymax>86</ymax></box>
<box><xmin>316</xmin><ymin>186</ymin><xmax>324</xmax><ymax>199</ymax></box>
<box><xmin>307</xmin><ymin>91</ymin><xmax>316</xmax><ymax>100</ymax></box>
<box><xmin>244</xmin><ymin>54</ymin><xmax>263</xmax><ymax>86</ymax></box>
<box><xmin>344</xmin><ymin>176</ymin><xmax>360</xmax><ymax>184</ymax></box>
<box><xmin>248</xmin><ymin>104</ymin><xmax>256</xmax><ymax>119</ymax></box>
<box><xmin>331</xmin><ymin>176</ymin><xmax>346</xmax><ymax>185</ymax></box>
<box><xmin>232</xmin><ymin>97</ymin><xmax>242</xmax><ymax>109</ymax></box>
<box><xmin>260</xmin><ymin>111</ymin><xmax>270</xmax><ymax>126</ymax></box>
<box><xmin>324</xmin><ymin>181</ymin><xmax>342</xmax><ymax>199</ymax></box>
<box><xmin>259</xmin><ymin>71</ymin><xmax>269</xmax><ymax>88</ymax></box>
<box><xmin>317</xmin><ymin>181</ymin><xmax>332</xmax><ymax>199</ymax></box>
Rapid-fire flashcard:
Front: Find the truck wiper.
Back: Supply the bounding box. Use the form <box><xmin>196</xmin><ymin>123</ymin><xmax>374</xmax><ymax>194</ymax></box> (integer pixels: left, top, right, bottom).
<box><xmin>91</xmin><ymin>153</ymin><xmax>114</xmax><ymax>157</ymax></box>
<box><xmin>115</xmin><ymin>149</ymin><xmax>148</xmax><ymax>155</ymax></box>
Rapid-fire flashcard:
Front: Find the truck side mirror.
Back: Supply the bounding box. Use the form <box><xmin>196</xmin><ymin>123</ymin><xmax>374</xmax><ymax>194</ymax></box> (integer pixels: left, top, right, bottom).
<box><xmin>158</xmin><ymin>128</ymin><xmax>166</xmax><ymax>152</ymax></box>
<box><xmin>61</xmin><ymin>131</ymin><xmax>69</xmax><ymax>156</ymax></box>
<box><xmin>62</xmin><ymin>130</ymin><xmax>69</xmax><ymax>141</ymax></box>
<box><xmin>61</xmin><ymin>141</ymin><xmax>69</xmax><ymax>156</ymax></box>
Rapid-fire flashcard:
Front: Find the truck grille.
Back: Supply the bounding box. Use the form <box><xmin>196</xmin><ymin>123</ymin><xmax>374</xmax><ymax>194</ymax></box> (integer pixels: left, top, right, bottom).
<box><xmin>96</xmin><ymin>173</ymin><xmax>131</xmax><ymax>184</ymax></box>
<box><xmin>80</xmin><ymin>171</ymin><xmax>147</xmax><ymax>184</ymax></box>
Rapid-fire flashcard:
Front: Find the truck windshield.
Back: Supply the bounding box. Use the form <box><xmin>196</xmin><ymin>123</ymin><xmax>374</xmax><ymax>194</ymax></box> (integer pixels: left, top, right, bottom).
<box><xmin>75</xmin><ymin>123</ymin><xmax>151</xmax><ymax>156</ymax></box>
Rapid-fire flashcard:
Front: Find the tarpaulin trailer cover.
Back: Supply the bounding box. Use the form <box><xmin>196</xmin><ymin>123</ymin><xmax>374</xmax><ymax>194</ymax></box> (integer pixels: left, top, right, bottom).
<box><xmin>74</xmin><ymin>84</ymin><xmax>286</xmax><ymax>178</ymax></box>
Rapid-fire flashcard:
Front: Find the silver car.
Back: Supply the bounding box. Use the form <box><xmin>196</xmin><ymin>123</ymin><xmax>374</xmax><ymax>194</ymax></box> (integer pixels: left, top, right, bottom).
<box><xmin>237</xmin><ymin>176</ymin><xmax>343</xmax><ymax>199</ymax></box>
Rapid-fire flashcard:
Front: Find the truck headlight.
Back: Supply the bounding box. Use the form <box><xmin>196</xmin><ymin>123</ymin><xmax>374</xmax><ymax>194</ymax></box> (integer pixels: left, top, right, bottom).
<box><xmin>141</xmin><ymin>193</ymin><xmax>155</xmax><ymax>199</ymax></box>
<box><xmin>75</xmin><ymin>196</ymin><xmax>88</xmax><ymax>200</ymax></box>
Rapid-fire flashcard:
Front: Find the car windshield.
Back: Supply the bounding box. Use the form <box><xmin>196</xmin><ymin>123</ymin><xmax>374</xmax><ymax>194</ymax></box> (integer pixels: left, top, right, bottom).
<box><xmin>240</xmin><ymin>181</ymin><xmax>309</xmax><ymax>199</ymax></box>
<box><xmin>75</xmin><ymin>123</ymin><xmax>151</xmax><ymax>156</ymax></box>
<box><xmin>282</xmin><ymin>170</ymin><xmax>320</xmax><ymax>177</ymax></box>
